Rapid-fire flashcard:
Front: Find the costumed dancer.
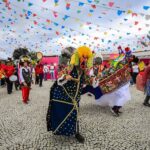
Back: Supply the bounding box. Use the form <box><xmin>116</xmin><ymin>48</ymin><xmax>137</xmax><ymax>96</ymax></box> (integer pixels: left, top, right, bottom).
<box><xmin>82</xmin><ymin>53</ymin><xmax>103</xmax><ymax>100</ymax></box>
<box><xmin>46</xmin><ymin>46</ymin><xmax>93</xmax><ymax>143</ymax></box>
<box><xmin>4</xmin><ymin>58</ymin><xmax>15</xmax><ymax>94</ymax></box>
<box><xmin>95</xmin><ymin>83</ymin><xmax>131</xmax><ymax>116</ymax></box>
<box><xmin>19</xmin><ymin>56</ymin><xmax>32</xmax><ymax>104</ymax></box>
<box><xmin>95</xmin><ymin>50</ymin><xmax>131</xmax><ymax>116</ymax></box>
<box><xmin>82</xmin><ymin>51</ymin><xmax>131</xmax><ymax>117</ymax></box>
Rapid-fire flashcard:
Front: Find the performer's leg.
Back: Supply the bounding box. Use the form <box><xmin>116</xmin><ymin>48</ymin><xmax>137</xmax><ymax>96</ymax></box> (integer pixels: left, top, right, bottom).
<box><xmin>36</xmin><ymin>75</ymin><xmax>39</xmax><ymax>84</ymax></box>
<box><xmin>132</xmin><ymin>73</ymin><xmax>138</xmax><ymax>84</ymax></box>
<box><xmin>75</xmin><ymin>120</ymin><xmax>85</xmax><ymax>143</ymax></box>
<box><xmin>7</xmin><ymin>81</ymin><xmax>10</xmax><ymax>94</ymax></box>
<box><xmin>10</xmin><ymin>81</ymin><xmax>13</xmax><ymax>93</ymax></box>
<box><xmin>39</xmin><ymin>74</ymin><xmax>43</xmax><ymax>87</ymax></box>
<box><xmin>26</xmin><ymin>87</ymin><xmax>30</xmax><ymax>101</ymax></box>
<box><xmin>39</xmin><ymin>74</ymin><xmax>42</xmax><ymax>86</ymax></box>
<box><xmin>6</xmin><ymin>78</ymin><xmax>11</xmax><ymax>94</ymax></box>
<box><xmin>143</xmin><ymin>95</ymin><xmax>150</xmax><ymax>107</ymax></box>
<box><xmin>24</xmin><ymin>87</ymin><xmax>29</xmax><ymax>103</ymax></box>
<box><xmin>15</xmin><ymin>81</ymin><xmax>18</xmax><ymax>90</ymax></box>
<box><xmin>22</xmin><ymin>87</ymin><xmax>26</xmax><ymax>103</ymax></box>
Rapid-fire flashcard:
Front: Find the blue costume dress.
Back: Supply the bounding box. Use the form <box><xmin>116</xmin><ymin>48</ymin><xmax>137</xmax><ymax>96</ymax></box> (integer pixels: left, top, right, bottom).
<box><xmin>46</xmin><ymin>66</ymin><xmax>84</xmax><ymax>136</ymax></box>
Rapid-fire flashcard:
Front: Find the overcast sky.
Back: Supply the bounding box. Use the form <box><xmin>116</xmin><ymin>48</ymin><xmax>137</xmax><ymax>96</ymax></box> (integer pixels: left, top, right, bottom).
<box><xmin>0</xmin><ymin>0</ymin><xmax>150</xmax><ymax>59</ymax></box>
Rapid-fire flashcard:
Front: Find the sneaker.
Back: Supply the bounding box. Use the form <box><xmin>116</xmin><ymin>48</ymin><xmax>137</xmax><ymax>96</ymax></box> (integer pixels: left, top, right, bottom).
<box><xmin>75</xmin><ymin>133</ymin><xmax>85</xmax><ymax>143</ymax></box>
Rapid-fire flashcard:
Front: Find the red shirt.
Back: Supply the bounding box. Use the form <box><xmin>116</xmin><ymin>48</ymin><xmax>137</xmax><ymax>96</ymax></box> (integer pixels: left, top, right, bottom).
<box><xmin>35</xmin><ymin>65</ymin><xmax>40</xmax><ymax>75</ymax></box>
<box><xmin>35</xmin><ymin>64</ymin><xmax>43</xmax><ymax>74</ymax></box>
<box><xmin>0</xmin><ymin>64</ymin><xmax>5</xmax><ymax>70</ymax></box>
<box><xmin>4</xmin><ymin>65</ymin><xmax>15</xmax><ymax>78</ymax></box>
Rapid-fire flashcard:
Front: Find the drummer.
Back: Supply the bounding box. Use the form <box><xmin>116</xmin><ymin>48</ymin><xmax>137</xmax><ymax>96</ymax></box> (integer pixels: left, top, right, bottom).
<box><xmin>4</xmin><ymin>58</ymin><xmax>15</xmax><ymax>94</ymax></box>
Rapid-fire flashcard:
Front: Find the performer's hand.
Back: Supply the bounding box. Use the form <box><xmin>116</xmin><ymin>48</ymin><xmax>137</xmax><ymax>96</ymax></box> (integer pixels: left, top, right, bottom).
<box><xmin>65</xmin><ymin>75</ymin><xmax>72</xmax><ymax>80</ymax></box>
<box><xmin>32</xmin><ymin>80</ymin><xmax>34</xmax><ymax>84</ymax></box>
<box><xmin>23</xmin><ymin>82</ymin><xmax>27</xmax><ymax>86</ymax></box>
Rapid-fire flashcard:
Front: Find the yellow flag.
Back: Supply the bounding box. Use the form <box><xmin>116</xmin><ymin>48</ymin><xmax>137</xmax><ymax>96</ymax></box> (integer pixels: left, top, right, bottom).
<box><xmin>127</xmin><ymin>10</ymin><xmax>133</xmax><ymax>14</ymax></box>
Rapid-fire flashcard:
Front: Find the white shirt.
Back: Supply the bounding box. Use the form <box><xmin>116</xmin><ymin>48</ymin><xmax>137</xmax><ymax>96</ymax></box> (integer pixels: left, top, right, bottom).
<box><xmin>50</xmin><ymin>66</ymin><xmax>55</xmax><ymax>72</ymax></box>
<box><xmin>50</xmin><ymin>66</ymin><xmax>54</xmax><ymax>70</ymax></box>
<box><xmin>44</xmin><ymin>65</ymin><xmax>49</xmax><ymax>73</ymax></box>
<box><xmin>132</xmin><ymin>65</ymin><xmax>139</xmax><ymax>73</ymax></box>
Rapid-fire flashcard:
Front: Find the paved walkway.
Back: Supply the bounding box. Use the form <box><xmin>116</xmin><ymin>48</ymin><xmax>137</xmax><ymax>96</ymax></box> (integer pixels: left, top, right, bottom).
<box><xmin>0</xmin><ymin>81</ymin><xmax>150</xmax><ymax>150</ymax></box>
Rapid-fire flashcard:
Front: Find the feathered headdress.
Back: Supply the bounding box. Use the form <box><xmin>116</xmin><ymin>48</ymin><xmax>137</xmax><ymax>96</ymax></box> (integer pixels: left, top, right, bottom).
<box><xmin>70</xmin><ymin>46</ymin><xmax>93</xmax><ymax>68</ymax></box>
<box><xmin>20</xmin><ymin>55</ymin><xmax>31</xmax><ymax>63</ymax></box>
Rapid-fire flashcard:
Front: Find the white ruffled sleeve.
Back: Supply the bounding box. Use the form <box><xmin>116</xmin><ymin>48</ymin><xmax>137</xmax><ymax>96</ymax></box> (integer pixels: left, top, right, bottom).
<box><xmin>57</xmin><ymin>74</ymin><xmax>68</xmax><ymax>86</ymax></box>
<box><xmin>92</xmin><ymin>77</ymin><xmax>99</xmax><ymax>88</ymax></box>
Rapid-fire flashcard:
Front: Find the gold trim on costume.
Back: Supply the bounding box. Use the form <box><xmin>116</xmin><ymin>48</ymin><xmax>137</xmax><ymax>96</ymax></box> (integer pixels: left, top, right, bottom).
<box><xmin>52</xmin><ymin>99</ymin><xmax>73</xmax><ymax>105</ymax></box>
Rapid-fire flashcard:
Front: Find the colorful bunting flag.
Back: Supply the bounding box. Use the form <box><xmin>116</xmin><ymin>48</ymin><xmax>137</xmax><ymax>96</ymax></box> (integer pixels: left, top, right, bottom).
<box><xmin>63</xmin><ymin>15</ymin><xmax>69</xmax><ymax>20</ymax></box>
<box><xmin>28</xmin><ymin>2</ymin><xmax>33</xmax><ymax>6</ymax></box>
<box><xmin>78</xmin><ymin>2</ymin><xmax>84</xmax><ymax>6</ymax></box>
<box><xmin>87</xmin><ymin>0</ymin><xmax>92</xmax><ymax>3</ymax></box>
<box><xmin>54</xmin><ymin>0</ymin><xmax>59</xmax><ymax>6</ymax></box>
<box><xmin>143</xmin><ymin>6</ymin><xmax>150</xmax><ymax>10</ymax></box>
<box><xmin>66</xmin><ymin>3</ymin><xmax>70</xmax><ymax>10</ymax></box>
<box><xmin>108</xmin><ymin>2</ymin><xmax>114</xmax><ymax>7</ymax></box>
<box><xmin>53</xmin><ymin>11</ymin><xmax>58</xmax><ymax>17</ymax></box>
<box><xmin>134</xmin><ymin>21</ymin><xmax>139</xmax><ymax>25</ymax></box>
<box><xmin>117</xmin><ymin>10</ymin><xmax>122</xmax><ymax>15</ymax></box>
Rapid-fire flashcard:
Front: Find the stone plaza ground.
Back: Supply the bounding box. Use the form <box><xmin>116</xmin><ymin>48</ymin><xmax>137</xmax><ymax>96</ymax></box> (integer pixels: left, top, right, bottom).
<box><xmin>0</xmin><ymin>81</ymin><xmax>150</xmax><ymax>150</ymax></box>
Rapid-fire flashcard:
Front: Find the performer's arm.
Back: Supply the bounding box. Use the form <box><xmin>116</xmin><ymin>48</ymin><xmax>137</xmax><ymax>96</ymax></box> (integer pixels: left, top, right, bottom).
<box><xmin>85</xmin><ymin>68</ymin><xmax>99</xmax><ymax>88</ymax></box>
<box><xmin>92</xmin><ymin>77</ymin><xmax>99</xmax><ymax>88</ymax></box>
<box><xmin>19</xmin><ymin>68</ymin><xmax>26</xmax><ymax>86</ymax></box>
<box><xmin>57</xmin><ymin>66</ymin><xmax>72</xmax><ymax>86</ymax></box>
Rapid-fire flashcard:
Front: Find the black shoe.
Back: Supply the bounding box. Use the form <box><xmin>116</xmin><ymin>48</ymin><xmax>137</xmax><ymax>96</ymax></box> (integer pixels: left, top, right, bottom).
<box><xmin>143</xmin><ymin>103</ymin><xmax>150</xmax><ymax>107</ymax></box>
<box><xmin>75</xmin><ymin>133</ymin><xmax>85</xmax><ymax>143</ymax></box>
<box><xmin>110</xmin><ymin>108</ymin><xmax>119</xmax><ymax>117</ymax></box>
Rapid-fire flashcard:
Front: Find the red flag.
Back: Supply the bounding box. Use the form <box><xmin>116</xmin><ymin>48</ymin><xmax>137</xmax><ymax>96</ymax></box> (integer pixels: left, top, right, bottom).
<box><xmin>34</xmin><ymin>21</ymin><xmax>38</xmax><ymax>25</ymax></box>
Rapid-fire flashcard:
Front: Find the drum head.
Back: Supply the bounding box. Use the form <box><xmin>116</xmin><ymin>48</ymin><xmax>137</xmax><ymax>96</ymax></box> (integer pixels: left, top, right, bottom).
<box><xmin>37</xmin><ymin>52</ymin><xmax>43</xmax><ymax>60</ymax></box>
<box><xmin>9</xmin><ymin>75</ymin><xmax>17</xmax><ymax>82</ymax></box>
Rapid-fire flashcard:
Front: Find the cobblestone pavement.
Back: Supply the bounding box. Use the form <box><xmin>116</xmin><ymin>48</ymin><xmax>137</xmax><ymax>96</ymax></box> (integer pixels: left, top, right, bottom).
<box><xmin>0</xmin><ymin>82</ymin><xmax>150</xmax><ymax>150</ymax></box>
